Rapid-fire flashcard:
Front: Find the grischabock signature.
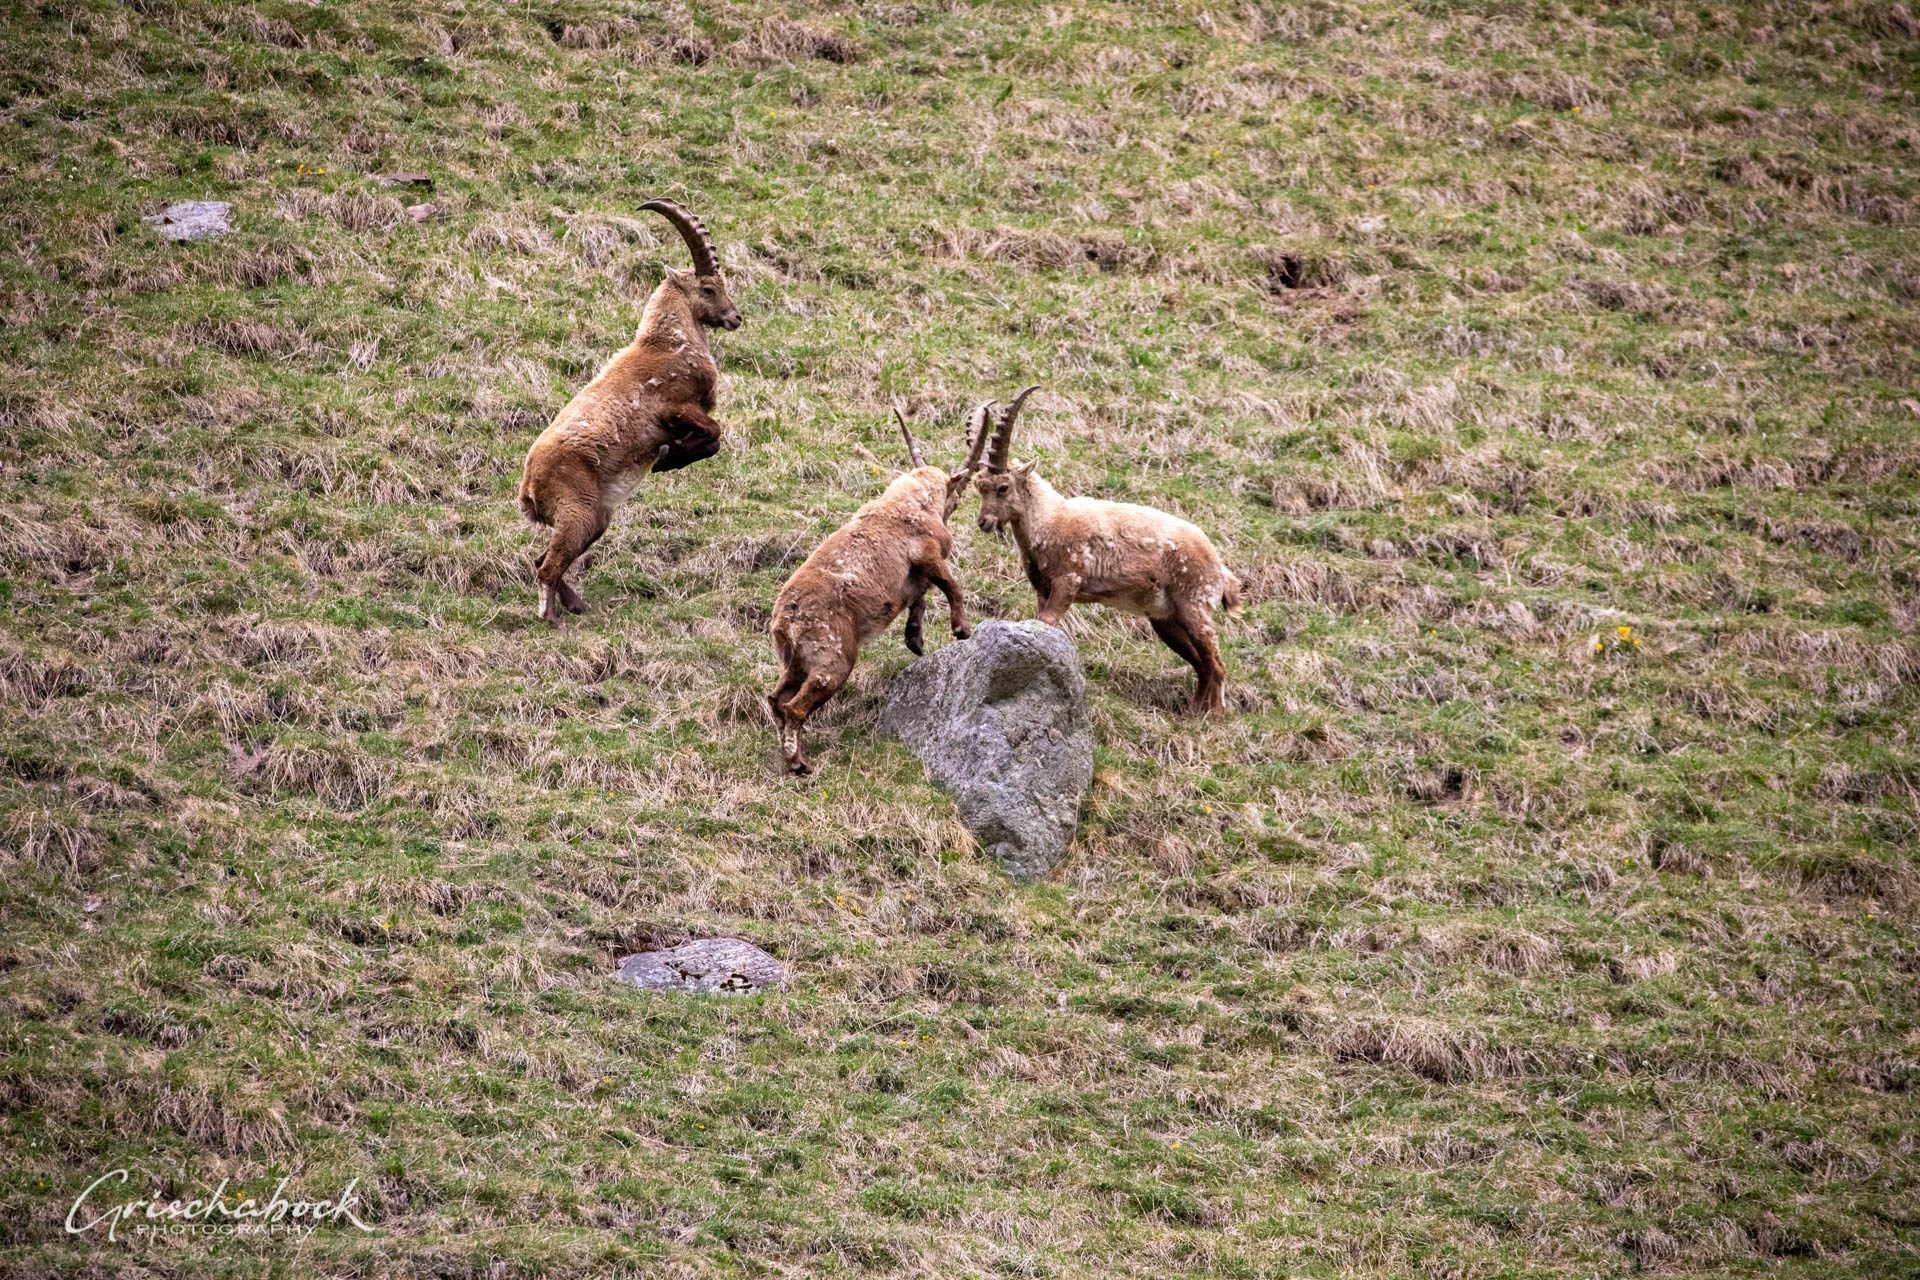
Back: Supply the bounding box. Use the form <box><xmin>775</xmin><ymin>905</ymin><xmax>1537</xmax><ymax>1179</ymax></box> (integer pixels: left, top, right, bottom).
<box><xmin>66</xmin><ymin>1169</ymin><xmax>376</xmax><ymax>1242</ymax></box>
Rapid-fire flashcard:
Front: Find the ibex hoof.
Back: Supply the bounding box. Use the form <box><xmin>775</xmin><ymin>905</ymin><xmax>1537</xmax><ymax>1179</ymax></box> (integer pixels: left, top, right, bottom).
<box><xmin>951</xmin><ymin>626</ymin><xmax>970</xmax><ymax>641</ymax></box>
<box><xmin>904</xmin><ymin>631</ymin><xmax>925</xmax><ymax>657</ymax></box>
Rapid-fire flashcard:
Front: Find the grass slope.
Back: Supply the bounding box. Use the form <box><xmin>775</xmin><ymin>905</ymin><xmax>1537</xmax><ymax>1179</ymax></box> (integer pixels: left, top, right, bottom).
<box><xmin>2</xmin><ymin>0</ymin><xmax>1919</xmax><ymax>1275</ymax></box>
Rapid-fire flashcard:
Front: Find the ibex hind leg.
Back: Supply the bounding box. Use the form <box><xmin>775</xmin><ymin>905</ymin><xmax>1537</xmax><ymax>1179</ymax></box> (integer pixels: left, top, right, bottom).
<box><xmin>1150</xmin><ymin>615</ymin><xmax>1204</xmax><ymax>667</ymax></box>
<box><xmin>766</xmin><ymin>660</ymin><xmax>805</xmax><ymax>734</ymax></box>
<box><xmin>1153</xmin><ymin>610</ymin><xmax>1226</xmax><ymax>718</ymax></box>
<box><xmin>535</xmin><ymin>504</ymin><xmax>610</xmax><ymax>625</ymax></box>
<box><xmin>1175</xmin><ymin>604</ymin><xmax>1228</xmax><ymax>718</ymax></box>
<box><xmin>1150</xmin><ymin>615</ymin><xmax>1205</xmax><ymax>707</ymax></box>
<box><xmin>779</xmin><ymin>669</ymin><xmax>848</xmax><ymax>776</ymax></box>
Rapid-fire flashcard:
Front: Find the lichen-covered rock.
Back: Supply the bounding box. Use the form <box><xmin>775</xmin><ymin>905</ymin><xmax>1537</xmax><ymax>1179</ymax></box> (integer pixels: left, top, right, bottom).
<box><xmin>881</xmin><ymin>618</ymin><xmax>1093</xmax><ymax>880</ymax></box>
<box><xmin>615</xmin><ymin>938</ymin><xmax>787</xmax><ymax>995</ymax></box>
<box><xmin>143</xmin><ymin>201</ymin><xmax>235</xmax><ymax>241</ymax></box>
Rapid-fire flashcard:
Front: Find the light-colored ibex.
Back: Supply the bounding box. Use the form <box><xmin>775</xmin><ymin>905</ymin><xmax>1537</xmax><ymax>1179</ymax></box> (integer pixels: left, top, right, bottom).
<box><xmin>766</xmin><ymin>398</ymin><xmax>993</xmax><ymax>775</ymax></box>
<box><xmin>974</xmin><ymin>388</ymin><xmax>1240</xmax><ymax>716</ymax></box>
<box><xmin>518</xmin><ymin>198</ymin><xmax>741</xmax><ymax>624</ymax></box>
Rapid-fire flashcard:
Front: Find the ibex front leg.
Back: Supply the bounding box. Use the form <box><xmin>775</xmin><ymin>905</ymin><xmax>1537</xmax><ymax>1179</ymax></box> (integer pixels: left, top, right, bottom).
<box><xmin>1036</xmin><ymin>573</ymin><xmax>1081</xmax><ymax>627</ymax></box>
<box><xmin>902</xmin><ymin>579</ymin><xmax>930</xmax><ymax>656</ymax></box>
<box><xmin>919</xmin><ymin>554</ymin><xmax>970</xmax><ymax>640</ymax></box>
<box><xmin>653</xmin><ymin>405</ymin><xmax>725</xmax><ymax>474</ymax></box>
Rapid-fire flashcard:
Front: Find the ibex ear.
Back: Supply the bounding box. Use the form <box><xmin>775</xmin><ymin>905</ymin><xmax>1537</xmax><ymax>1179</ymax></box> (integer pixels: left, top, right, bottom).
<box><xmin>663</xmin><ymin>264</ymin><xmax>693</xmax><ymax>290</ymax></box>
<box><xmin>1013</xmin><ymin>459</ymin><xmax>1038</xmax><ymax>480</ymax></box>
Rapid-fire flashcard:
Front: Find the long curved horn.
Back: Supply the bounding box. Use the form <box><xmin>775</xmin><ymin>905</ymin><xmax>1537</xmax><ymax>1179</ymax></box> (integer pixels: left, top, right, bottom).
<box><xmin>891</xmin><ymin>396</ymin><xmax>926</xmax><ymax>470</ymax></box>
<box><xmin>987</xmin><ymin>384</ymin><xmax>1039</xmax><ymax>472</ymax></box>
<box><xmin>959</xmin><ymin>400</ymin><xmax>996</xmax><ymax>474</ymax></box>
<box><xmin>639</xmin><ymin>198</ymin><xmax>719</xmax><ymax>277</ymax></box>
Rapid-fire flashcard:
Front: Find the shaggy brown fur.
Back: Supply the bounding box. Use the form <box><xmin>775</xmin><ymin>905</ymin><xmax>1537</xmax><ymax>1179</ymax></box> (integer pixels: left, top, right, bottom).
<box><xmin>975</xmin><ymin>388</ymin><xmax>1240</xmax><ymax>715</ymax></box>
<box><xmin>767</xmin><ymin>400</ymin><xmax>992</xmax><ymax>775</ymax></box>
<box><xmin>518</xmin><ymin>199</ymin><xmax>741</xmax><ymax>624</ymax></box>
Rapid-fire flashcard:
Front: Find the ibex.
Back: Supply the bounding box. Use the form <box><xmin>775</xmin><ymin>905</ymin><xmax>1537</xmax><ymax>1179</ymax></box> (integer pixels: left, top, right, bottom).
<box><xmin>518</xmin><ymin>198</ymin><xmax>741</xmax><ymax>624</ymax></box>
<box><xmin>974</xmin><ymin>388</ymin><xmax>1240</xmax><ymax>716</ymax></box>
<box><xmin>766</xmin><ymin>398</ymin><xmax>993</xmax><ymax>775</ymax></box>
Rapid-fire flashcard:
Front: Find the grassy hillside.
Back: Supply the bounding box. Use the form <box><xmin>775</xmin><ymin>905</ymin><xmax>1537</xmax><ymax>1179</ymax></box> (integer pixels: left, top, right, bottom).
<box><xmin>3</xmin><ymin>0</ymin><xmax>1919</xmax><ymax>1275</ymax></box>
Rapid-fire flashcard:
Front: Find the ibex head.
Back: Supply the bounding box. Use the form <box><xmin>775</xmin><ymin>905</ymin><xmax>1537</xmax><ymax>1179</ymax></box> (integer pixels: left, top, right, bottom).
<box><xmin>973</xmin><ymin>385</ymin><xmax>1041</xmax><ymax>534</ymax></box>
<box><xmin>641</xmin><ymin>198</ymin><xmax>742</xmax><ymax>330</ymax></box>
<box><xmin>892</xmin><ymin>396</ymin><xmax>996</xmax><ymax>521</ymax></box>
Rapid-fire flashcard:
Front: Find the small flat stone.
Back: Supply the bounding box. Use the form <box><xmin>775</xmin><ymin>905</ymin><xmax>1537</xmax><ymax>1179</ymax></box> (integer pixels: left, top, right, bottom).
<box><xmin>142</xmin><ymin>201</ymin><xmax>235</xmax><ymax>242</ymax></box>
<box><xmin>615</xmin><ymin>938</ymin><xmax>787</xmax><ymax>995</ymax></box>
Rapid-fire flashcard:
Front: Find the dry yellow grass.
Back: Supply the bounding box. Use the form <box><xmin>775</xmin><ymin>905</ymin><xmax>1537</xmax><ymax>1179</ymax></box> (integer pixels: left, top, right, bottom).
<box><xmin>1</xmin><ymin>0</ymin><xmax>1917</xmax><ymax>1276</ymax></box>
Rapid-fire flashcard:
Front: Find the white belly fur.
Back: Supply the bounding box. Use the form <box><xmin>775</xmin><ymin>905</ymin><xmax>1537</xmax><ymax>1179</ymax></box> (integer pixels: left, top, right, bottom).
<box><xmin>1082</xmin><ymin>587</ymin><xmax>1173</xmax><ymax>619</ymax></box>
<box><xmin>604</xmin><ymin>462</ymin><xmax>653</xmax><ymax>509</ymax></box>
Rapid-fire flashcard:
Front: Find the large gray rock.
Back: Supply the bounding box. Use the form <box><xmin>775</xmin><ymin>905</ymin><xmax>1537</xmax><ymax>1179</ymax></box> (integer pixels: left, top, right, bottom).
<box><xmin>143</xmin><ymin>201</ymin><xmax>235</xmax><ymax>242</ymax></box>
<box><xmin>881</xmin><ymin>618</ymin><xmax>1093</xmax><ymax>880</ymax></box>
<box><xmin>615</xmin><ymin>939</ymin><xmax>787</xmax><ymax>995</ymax></box>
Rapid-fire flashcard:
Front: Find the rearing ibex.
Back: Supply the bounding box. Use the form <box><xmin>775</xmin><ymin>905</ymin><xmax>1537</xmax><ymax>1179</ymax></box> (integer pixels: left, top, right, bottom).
<box><xmin>974</xmin><ymin>388</ymin><xmax>1240</xmax><ymax>716</ymax></box>
<box><xmin>766</xmin><ymin>398</ymin><xmax>993</xmax><ymax>775</ymax></box>
<box><xmin>518</xmin><ymin>198</ymin><xmax>741</xmax><ymax>625</ymax></box>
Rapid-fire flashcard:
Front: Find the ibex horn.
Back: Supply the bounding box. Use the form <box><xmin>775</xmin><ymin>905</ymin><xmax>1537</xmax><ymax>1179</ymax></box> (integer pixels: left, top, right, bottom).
<box><xmin>959</xmin><ymin>400</ymin><xmax>996</xmax><ymax>475</ymax></box>
<box><xmin>891</xmin><ymin>397</ymin><xmax>927</xmax><ymax>470</ymax></box>
<box><xmin>639</xmin><ymin>198</ymin><xmax>720</xmax><ymax>277</ymax></box>
<box><xmin>987</xmin><ymin>385</ymin><xmax>1040</xmax><ymax>473</ymax></box>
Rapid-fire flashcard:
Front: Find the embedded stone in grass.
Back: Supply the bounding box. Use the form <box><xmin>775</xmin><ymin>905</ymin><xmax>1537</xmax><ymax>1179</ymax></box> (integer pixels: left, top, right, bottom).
<box><xmin>142</xmin><ymin>201</ymin><xmax>236</xmax><ymax>242</ymax></box>
<box><xmin>880</xmin><ymin>618</ymin><xmax>1093</xmax><ymax>881</ymax></box>
<box><xmin>615</xmin><ymin>938</ymin><xmax>787</xmax><ymax>995</ymax></box>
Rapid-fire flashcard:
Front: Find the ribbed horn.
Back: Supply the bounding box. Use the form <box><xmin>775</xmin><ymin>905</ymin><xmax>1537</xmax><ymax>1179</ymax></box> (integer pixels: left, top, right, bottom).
<box><xmin>959</xmin><ymin>400</ymin><xmax>996</xmax><ymax>474</ymax></box>
<box><xmin>987</xmin><ymin>384</ymin><xmax>1039</xmax><ymax>472</ymax></box>
<box><xmin>639</xmin><ymin>198</ymin><xmax>719</xmax><ymax>277</ymax></box>
<box><xmin>891</xmin><ymin>397</ymin><xmax>926</xmax><ymax>470</ymax></box>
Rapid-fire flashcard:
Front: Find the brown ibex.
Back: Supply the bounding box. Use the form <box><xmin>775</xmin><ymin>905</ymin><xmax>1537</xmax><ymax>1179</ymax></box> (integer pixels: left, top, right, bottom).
<box><xmin>766</xmin><ymin>398</ymin><xmax>993</xmax><ymax>775</ymax></box>
<box><xmin>974</xmin><ymin>388</ymin><xmax>1240</xmax><ymax>716</ymax></box>
<box><xmin>518</xmin><ymin>198</ymin><xmax>741</xmax><ymax>624</ymax></box>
